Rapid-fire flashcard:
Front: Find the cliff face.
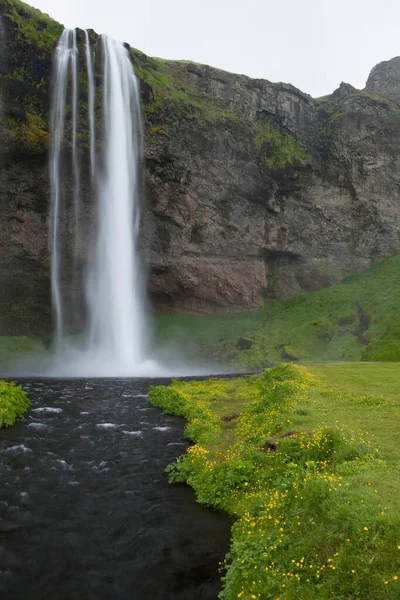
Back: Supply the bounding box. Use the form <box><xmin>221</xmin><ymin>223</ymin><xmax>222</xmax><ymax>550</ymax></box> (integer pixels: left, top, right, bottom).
<box><xmin>1</xmin><ymin>0</ymin><xmax>400</xmax><ymax>334</ymax></box>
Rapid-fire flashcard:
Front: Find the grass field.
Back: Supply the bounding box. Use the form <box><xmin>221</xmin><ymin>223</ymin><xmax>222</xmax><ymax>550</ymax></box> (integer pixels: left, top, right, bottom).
<box><xmin>149</xmin><ymin>362</ymin><xmax>400</xmax><ymax>599</ymax></box>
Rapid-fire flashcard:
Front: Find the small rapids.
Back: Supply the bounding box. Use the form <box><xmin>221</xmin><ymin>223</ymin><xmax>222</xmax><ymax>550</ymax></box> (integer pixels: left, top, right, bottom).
<box><xmin>0</xmin><ymin>379</ymin><xmax>230</xmax><ymax>600</ymax></box>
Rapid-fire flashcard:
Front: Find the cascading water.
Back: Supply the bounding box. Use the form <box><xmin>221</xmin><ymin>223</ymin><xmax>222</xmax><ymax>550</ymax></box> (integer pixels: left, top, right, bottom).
<box><xmin>71</xmin><ymin>29</ymin><xmax>80</xmax><ymax>240</ymax></box>
<box><xmin>84</xmin><ymin>30</ymin><xmax>96</xmax><ymax>177</ymax></box>
<box><xmin>49</xmin><ymin>29</ymin><xmax>155</xmax><ymax>376</ymax></box>
<box><xmin>50</xmin><ymin>29</ymin><xmax>72</xmax><ymax>345</ymax></box>
<box><xmin>86</xmin><ymin>35</ymin><xmax>148</xmax><ymax>370</ymax></box>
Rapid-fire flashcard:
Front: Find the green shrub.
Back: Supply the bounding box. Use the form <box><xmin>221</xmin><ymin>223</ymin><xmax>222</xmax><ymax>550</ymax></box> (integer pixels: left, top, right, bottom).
<box><xmin>0</xmin><ymin>380</ymin><xmax>30</xmax><ymax>428</ymax></box>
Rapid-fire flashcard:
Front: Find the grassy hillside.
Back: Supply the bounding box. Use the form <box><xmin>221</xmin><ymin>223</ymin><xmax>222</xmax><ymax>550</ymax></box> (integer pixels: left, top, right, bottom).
<box><xmin>149</xmin><ymin>363</ymin><xmax>400</xmax><ymax>599</ymax></box>
<box><xmin>155</xmin><ymin>252</ymin><xmax>400</xmax><ymax>369</ymax></box>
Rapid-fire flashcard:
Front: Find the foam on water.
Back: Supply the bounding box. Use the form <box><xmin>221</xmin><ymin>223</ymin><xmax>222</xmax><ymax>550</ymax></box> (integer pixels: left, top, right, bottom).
<box><xmin>5</xmin><ymin>445</ymin><xmax>32</xmax><ymax>454</ymax></box>
<box><xmin>32</xmin><ymin>408</ymin><xmax>63</xmax><ymax>414</ymax></box>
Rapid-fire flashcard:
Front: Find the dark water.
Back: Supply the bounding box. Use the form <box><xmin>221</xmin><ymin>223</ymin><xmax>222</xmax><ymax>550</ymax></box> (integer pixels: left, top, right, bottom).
<box><xmin>0</xmin><ymin>379</ymin><xmax>231</xmax><ymax>600</ymax></box>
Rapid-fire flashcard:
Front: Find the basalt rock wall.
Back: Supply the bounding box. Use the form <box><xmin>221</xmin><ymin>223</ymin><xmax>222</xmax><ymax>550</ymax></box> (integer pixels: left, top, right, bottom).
<box><xmin>1</xmin><ymin>0</ymin><xmax>400</xmax><ymax>334</ymax></box>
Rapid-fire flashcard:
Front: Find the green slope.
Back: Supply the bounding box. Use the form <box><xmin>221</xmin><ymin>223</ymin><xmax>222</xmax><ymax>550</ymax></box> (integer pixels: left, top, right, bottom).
<box><xmin>0</xmin><ymin>335</ymin><xmax>48</xmax><ymax>364</ymax></box>
<box><xmin>155</xmin><ymin>252</ymin><xmax>400</xmax><ymax>369</ymax></box>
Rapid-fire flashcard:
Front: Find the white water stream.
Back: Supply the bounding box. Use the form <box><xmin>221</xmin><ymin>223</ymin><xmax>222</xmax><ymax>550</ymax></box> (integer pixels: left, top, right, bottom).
<box><xmin>84</xmin><ymin>30</ymin><xmax>96</xmax><ymax>177</ymax></box>
<box><xmin>50</xmin><ymin>30</ymin><xmax>154</xmax><ymax>376</ymax></box>
<box><xmin>50</xmin><ymin>29</ymin><xmax>71</xmax><ymax>345</ymax></box>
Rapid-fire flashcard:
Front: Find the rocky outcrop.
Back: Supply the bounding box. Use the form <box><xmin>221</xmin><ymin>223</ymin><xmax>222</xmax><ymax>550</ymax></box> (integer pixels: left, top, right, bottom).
<box><xmin>1</xmin><ymin>0</ymin><xmax>400</xmax><ymax>333</ymax></box>
<box><xmin>141</xmin><ymin>64</ymin><xmax>400</xmax><ymax>312</ymax></box>
<box><xmin>366</xmin><ymin>57</ymin><xmax>400</xmax><ymax>100</ymax></box>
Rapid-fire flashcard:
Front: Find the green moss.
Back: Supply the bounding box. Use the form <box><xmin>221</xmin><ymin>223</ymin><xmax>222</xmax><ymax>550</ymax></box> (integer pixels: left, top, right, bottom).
<box><xmin>5</xmin><ymin>111</ymin><xmax>48</xmax><ymax>154</ymax></box>
<box><xmin>254</xmin><ymin>122</ymin><xmax>311</xmax><ymax>168</ymax></box>
<box><xmin>131</xmin><ymin>50</ymin><xmax>245</xmax><ymax>128</ymax></box>
<box><xmin>0</xmin><ymin>380</ymin><xmax>31</xmax><ymax>428</ymax></box>
<box><xmin>0</xmin><ymin>0</ymin><xmax>63</xmax><ymax>153</ymax></box>
<box><xmin>148</xmin><ymin>124</ymin><xmax>169</xmax><ymax>137</ymax></box>
<box><xmin>316</xmin><ymin>89</ymin><xmax>399</xmax><ymax>127</ymax></box>
<box><xmin>1</xmin><ymin>0</ymin><xmax>63</xmax><ymax>51</ymax></box>
<box><xmin>350</xmin><ymin>90</ymin><xmax>396</xmax><ymax>110</ymax></box>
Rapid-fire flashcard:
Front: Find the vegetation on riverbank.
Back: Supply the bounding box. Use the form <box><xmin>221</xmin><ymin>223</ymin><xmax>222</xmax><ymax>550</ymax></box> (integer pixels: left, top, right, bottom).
<box><xmin>149</xmin><ymin>363</ymin><xmax>400</xmax><ymax>599</ymax></box>
<box><xmin>155</xmin><ymin>252</ymin><xmax>400</xmax><ymax>369</ymax></box>
<box><xmin>0</xmin><ymin>380</ymin><xmax>30</xmax><ymax>428</ymax></box>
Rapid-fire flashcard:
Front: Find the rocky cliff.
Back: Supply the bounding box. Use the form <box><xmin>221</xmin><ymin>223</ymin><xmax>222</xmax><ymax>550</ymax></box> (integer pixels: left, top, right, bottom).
<box><xmin>1</xmin><ymin>0</ymin><xmax>400</xmax><ymax>334</ymax></box>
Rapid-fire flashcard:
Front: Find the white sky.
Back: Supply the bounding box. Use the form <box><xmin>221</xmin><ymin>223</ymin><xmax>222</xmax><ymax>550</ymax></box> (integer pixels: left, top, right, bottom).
<box><xmin>25</xmin><ymin>0</ymin><xmax>400</xmax><ymax>98</ymax></box>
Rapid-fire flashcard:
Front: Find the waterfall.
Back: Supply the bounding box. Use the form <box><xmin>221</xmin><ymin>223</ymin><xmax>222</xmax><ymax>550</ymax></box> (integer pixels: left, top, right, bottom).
<box><xmin>50</xmin><ymin>29</ymin><xmax>72</xmax><ymax>345</ymax></box>
<box><xmin>50</xmin><ymin>29</ymin><xmax>152</xmax><ymax>376</ymax></box>
<box><xmin>71</xmin><ymin>29</ymin><xmax>81</xmax><ymax>244</ymax></box>
<box><xmin>84</xmin><ymin>30</ymin><xmax>96</xmax><ymax>177</ymax></box>
<box><xmin>85</xmin><ymin>35</ymin><xmax>147</xmax><ymax>368</ymax></box>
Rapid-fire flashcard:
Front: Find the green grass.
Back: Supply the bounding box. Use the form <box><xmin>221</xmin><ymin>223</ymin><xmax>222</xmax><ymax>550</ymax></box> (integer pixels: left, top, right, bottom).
<box><xmin>0</xmin><ymin>335</ymin><xmax>48</xmax><ymax>363</ymax></box>
<box><xmin>155</xmin><ymin>252</ymin><xmax>400</xmax><ymax>369</ymax></box>
<box><xmin>0</xmin><ymin>380</ymin><xmax>30</xmax><ymax>428</ymax></box>
<box><xmin>307</xmin><ymin>364</ymin><xmax>400</xmax><ymax>467</ymax></box>
<box><xmin>149</xmin><ymin>363</ymin><xmax>400</xmax><ymax>599</ymax></box>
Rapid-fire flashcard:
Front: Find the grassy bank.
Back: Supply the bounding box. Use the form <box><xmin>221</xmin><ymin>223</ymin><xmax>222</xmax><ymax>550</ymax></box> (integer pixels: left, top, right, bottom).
<box><xmin>0</xmin><ymin>380</ymin><xmax>30</xmax><ymax>428</ymax></box>
<box><xmin>149</xmin><ymin>363</ymin><xmax>400</xmax><ymax>599</ymax></box>
<box><xmin>155</xmin><ymin>253</ymin><xmax>400</xmax><ymax>369</ymax></box>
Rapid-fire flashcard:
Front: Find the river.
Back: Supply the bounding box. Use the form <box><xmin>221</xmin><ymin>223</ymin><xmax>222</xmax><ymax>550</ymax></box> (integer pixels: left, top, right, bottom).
<box><xmin>0</xmin><ymin>378</ymin><xmax>230</xmax><ymax>599</ymax></box>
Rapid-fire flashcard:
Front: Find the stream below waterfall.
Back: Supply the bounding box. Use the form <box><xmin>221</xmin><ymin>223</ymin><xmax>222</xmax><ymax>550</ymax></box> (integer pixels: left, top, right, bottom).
<box><xmin>0</xmin><ymin>379</ymin><xmax>231</xmax><ymax>600</ymax></box>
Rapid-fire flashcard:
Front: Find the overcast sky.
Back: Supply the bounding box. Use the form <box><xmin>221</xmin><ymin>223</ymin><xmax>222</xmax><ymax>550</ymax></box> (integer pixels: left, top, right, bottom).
<box><xmin>26</xmin><ymin>0</ymin><xmax>400</xmax><ymax>98</ymax></box>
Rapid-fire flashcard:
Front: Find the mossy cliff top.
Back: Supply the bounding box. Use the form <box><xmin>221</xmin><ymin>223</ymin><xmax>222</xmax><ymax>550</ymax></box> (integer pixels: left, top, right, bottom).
<box><xmin>0</xmin><ymin>0</ymin><xmax>62</xmax><ymax>154</ymax></box>
<box><xmin>0</xmin><ymin>0</ymin><xmax>315</xmax><ymax>169</ymax></box>
<box><xmin>1</xmin><ymin>0</ymin><xmax>400</xmax><ymax>169</ymax></box>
